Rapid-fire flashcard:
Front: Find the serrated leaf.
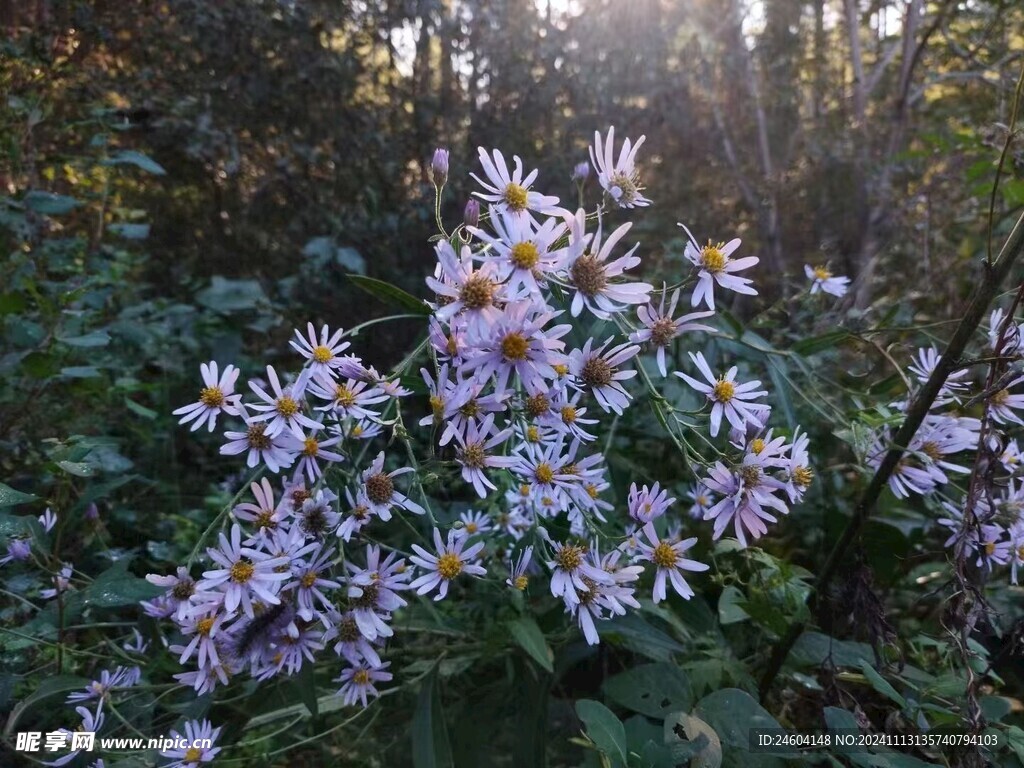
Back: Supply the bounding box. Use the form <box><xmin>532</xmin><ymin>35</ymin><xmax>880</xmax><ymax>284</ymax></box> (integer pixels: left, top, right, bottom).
<box><xmin>508</xmin><ymin>616</ymin><xmax>553</xmax><ymax>673</ymax></box>
<box><xmin>348</xmin><ymin>274</ymin><xmax>431</xmax><ymax>315</ymax></box>
<box><xmin>603</xmin><ymin>663</ymin><xmax>691</xmax><ymax>719</ymax></box>
<box><xmin>412</xmin><ymin>667</ymin><xmax>454</xmax><ymax>768</ymax></box>
<box><xmin>101</xmin><ymin>150</ymin><xmax>166</xmax><ymax>175</ymax></box>
<box><xmin>0</xmin><ymin>483</ymin><xmax>38</xmax><ymax>508</ymax></box>
<box><xmin>575</xmin><ymin>699</ymin><xmax>627</xmax><ymax>764</ymax></box>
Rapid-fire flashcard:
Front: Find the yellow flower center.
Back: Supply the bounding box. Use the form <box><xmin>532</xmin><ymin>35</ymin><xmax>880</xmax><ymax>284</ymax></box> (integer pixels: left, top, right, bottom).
<box><xmin>554</xmin><ymin>544</ymin><xmax>583</xmax><ymax>571</ymax></box>
<box><xmin>460</xmin><ymin>442</ymin><xmax>487</xmax><ymax>468</ymax></box>
<box><xmin>652</xmin><ymin>541</ymin><xmax>677</xmax><ymax>568</ymax></box>
<box><xmin>230</xmin><ymin>559</ymin><xmax>255</xmax><ymax>584</ymax></box>
<box><xmin>510</xmin><ymin>241</ymin><xmax>540</xmax><ymax>270</ymax></box>
<box><xmin>199</xmin><ymin>386</ymin><xmax>225</xmax><ymax>407</ymax></box>
<box><xmin>255</xmin><ymin>510</ymin><xmax>276</xmax><ymax>529</ymax></box>
<box><xmin>750</xmin><ymin>438</ymin><xmax>765</xmax><ymax>454</ymax></box>
<box><xmin>312</xmin><ymin>345</ymin><xmax>333</xmax><ymax>363</ymax></box>
<box><xmin>276</xmin><ymin>396</ymin><xmax>299</xmax><ymax>418</ymax></box>
<box><xmin>526</xmin><ymin>425</ymin><xmax>540</xmax><ymax>442</ymax></box>
<box><xmin>301</xmin><ymin>572</ymin><xmax>318</xmax><ymax>588</ymax></box>
<box><xmin>351</xmin><ymin>424</ymin><xmax>364</xmax><ymax>437</ymax></box>
<box><xmin>429</xmin><ymin>395</ymin><xmax>445</xmax><ymax>420</ymax></box>
<box><xmin>793</xmin><ymin>466</ymin><xmax>813</xmax><ymax>487</ymax></box>
<box><xmin>503</xmin><ymin>183</ymin><xmax>529</xmax><ymax>211</ymax></box>
<box><xmin>695</xmin><ymin>495</ymin><xmax>707</xmax><ymax>506</ymax></box>
<box><xmin>514</xmin><ymin>575</ymin><xmax>528</xmax><ymax>590</ymax></box>
<box><xmin>500</xmin><ymin>332</ymin><xmax>530</xmax><ymax>361</ymax></box>
<box><xmin>585</xmin><ymin>483</ymin><xmax>599</xmax><ymax>499</ymax></box>
<box><xmin>335</xmin><ymin>385</ymin><xmax>356</xmax><ymax>408</ymax></box>
<box><xmin>459</xmin><ymin>399</ymin><xmax>480</xmax><ymax>417</ymax></box>
<box><xmin>465</xmin><ymin>522</ymin><xmax>478</xmax><ymax>534</ymax></box>
<box><xmin>302</xmin><ymin>437</ymin><xmax>319</xmax><ymax>456</ymax></box>
<box><xmin>993</xmin><ymin>389</ymin><xmax>1010</xmax><ymax>406</ymax></box>
<box><xmin>983</xmin><ymin>541</ymin><xmax>996</xmax><ymax>556</ymax></box>
<box><xmin>197</xmin><ymin>617</ymin><xmax>215</xmax><ymax>636</ymax></box>
<box><xmin>812</xmin><ymin>266</ymin><xmax>832</xmax><ymax>281</ymax></box>
<box><xmin>184</xmin><ymin>747</ymin><xmax>203</xmax><ymax>763</ymax></box>
<box><xmin>535</xmin><ymin>462</ymin><xmax>555</xmax><ymax>484</ymax></box>
<box><xmin>437</xmin><ymin>552</ymin><xmax>464</xmax><ymax>580</ymax></box>
<box><xmin>353</xmin><ymin>668</ymin><xmax>371</xmax><ymax>686</ymax></box>
<box><xmin>712</xmin><ymin>379</ymin><xmax>735</xmax><ymax>402</ymax></box>
<box><xmin>561</xmin><ymin>405</ymin><xmax>577</xmax><ymax>424</ymax></box>
<box><xmin>920</xmin><ymin>441</ymin><xmax>940</xmax><ymax>461</ymax></box>
<box><xmin>446</xmin><ymin>334</ymin><xmax>459</xmax><ymax>356</ymax></box>
<box><xmin>700</xmin><ymin>242</ymin><xmax>728</xmax><ymax>273</ymax></box>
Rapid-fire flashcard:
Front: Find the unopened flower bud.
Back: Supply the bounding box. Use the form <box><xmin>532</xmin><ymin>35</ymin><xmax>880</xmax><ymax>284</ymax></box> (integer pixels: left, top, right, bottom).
<box><xmin>431</xmin><ymin>148</ymin><xmax>449</xmax><ymax>187</ymax></box>
<box><xmin>85</xmin><ymin>502</ymin><xmax>99</xmax><ymax>521</ymax></box>
<box><xmin>463</xmin><ymin>199</ymin><xmax>480</xmax><ymax>229</ymax></box>
<box><xmin>571</xmin><ymin>161</ymin><xmax>590</xmax><ymax>184</ymax></box>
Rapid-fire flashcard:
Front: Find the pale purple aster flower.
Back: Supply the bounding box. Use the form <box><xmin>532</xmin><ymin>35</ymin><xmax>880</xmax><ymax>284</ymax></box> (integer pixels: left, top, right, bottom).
<box><xmin>328</xmin><ymin>609</ymin><xmax>383</xmax><ymax>667</ymax></box>
<box><xmin>1009</xmin><ymin>522</ymin><xmax>1024</xmax><ymax>585</ymax></box>
<box><xmin>908</xmin><ymin>346</ymin><xmax>969</xmax><ymax>405</ymax></box>
<box><xmin>286</xmin><ymin>544</ymin><xmax>341</xmax><ymax>620</ymax></box>
<box><xmin>512</xmin><ymin>437</ymin><xmax>575</xmax><ymax>510</ymax></box>
<box><xmin>0</xmin><ymin>537</ymin><xmax>31</xmax><ymax>566</ymax></box>
<box><xmin>42</xmin><ymin>706</ymin><xmax>104</xmax><ymax>767</ymax></box>
<box><xmin>470</xmin><ymin>207</ymin><xmax>567</xmax><ymax>297</ymax></box>
<box><xmin>506</xmin><ymin>545</ymin><xmax>534</xmax><ymax>590</ymax></box>
<box><xmin>635</xmin><ymin>522</ymin><xmax>708</xmax><ymax>603</ymax></box>
<box><xmin>429</xmin><ymin>315</ymin><xmax>467</xmax><ymax>365</ymax></box>
<box><xmin>464</xmin><ymin>198</ymin><xmax>481</xmax><ymax>229</ymax></box>
<box><xmin>173</xmin><ymin>605</ymin><xmax>228</xmax><ymax>670</ymax></box>
<box><xmin>346</xmin><ymin>544</ymin><xmax>410</xmax><ymax>640</ymax></box>
<box><xmin>360</xmin><ymin>451</ymin><xmax>425</xmax><ymax>519</ymax></box>
<box><xmin>541</xmin><ymin>388</ymin><xmax>599</xmax><ymax>443</ymax></box>
<box><xmin>220</xmin><ymin>404</ymin><xmax>295</xmax><ymax>473</ymax></box>
<box><xmin>38</xmin><ymin>507</ymin><xmax>57</xmax><ymax>532</ymax></box>
<box><xmin>630</xmin><ymin>288</ymin><xmax>715</xmax><ymax>376</ymax></box>
<box><xmin>247</xmin><ymin>365</ymin><xmax>318</xmax><ymax>439</ymax></box>
<box><xmin>452</xmin><ymin>414</ymin><xmax>517</xmax><ymax>497</ymax></box>
<box><xmin>335</xmin><ymin>661</ymin><xmax>392</xmax><ymax>708</ymax></box>
<box><xmin>232</xmin><ymin>478</ymin><xmax>289</xmax><ymax>545</ymax></box>
<box><xmin>173</xmin><ymin>665</ymin><xmax>230</xmax><ymax>696</ymax></box>
<box><xmin>977</xmin><ymin>524</ymin><xmax>1012</xmax><ymax>570</ymax></box>
<box><xmin>409</xmin><ymin>527</ymin><xmax>486</xmax><ymax>601</ymax></box>
<box><xmin>66</xmin><ymin>665</ymin><xmax>141</xmax><ymax>707</ymax></box>
<box><xmin>571</xmin><ymin>162</ymin><xmax>590</xmax><ymax>184</ymax></box>
<box><xmin>589</xmin><ymin>127</ymin><xmax>651</xmax><ymax>208</ymax></box>
<box><xmin>545</xmin><ymin>536</ymin><xmax>613</xmax><ymax>607</ymax></box>
<box><xmin>426</xmin><ymin>240</ymin><xmax>505</xmax><ymax>336</ymax></box>
<box><xmin>307</xmin><ymin>373</ymin><xmax>388</xmax><ymax>421</ymax></box>
<box><xmin>198</xmin><ymin>524</ymin><xmax>291</xmax><ymax>617</ymax></box>
<box><xmin>295</xmin><ymin>490</ymin><xmax>342</xmax><ymax>539</ymax></box>
<box><xmin>123</xmin><ymin>628</ymin><xmax>149</xmax><ymax>654</ymax></box>
<box><xmin>470</xmin><ymin>147</ymin><xmax>561</xmax><ymax>218</ymax></box>
<box><xmin>40</xmin><ymin>562</ymin><xmax>74</xmax><ymax>600</ymax></box>
<box><xmin>675</xmin><ymin>351</ymin><xmax>768</xmax><ymax>437</ymax></box>
<box><xmin>172</xmin><ymin>361</ymin><xmax>241</xmax><ymax>432</ymax></box>
<box><xmin>805</xmin><ymin>265</ymin><xmax>850</xmax><ymax>297</ymax></box>
<box><xmin>989</xmin><ymin>307</ymin><xmax>1023</xmax><ymax>354</ymax></box>
<box><xmin>568</xmin><ymin>337</ymin><xmax>639</xmax><ymax>415</ymax></box>
<box><xmin>687</xmin><ymin>483</ymin><xmax>716</xmax><ymax>520</ymax></box>
<box><xmin>159</xmin><ymin>719</ymin><xmax>221</xmax><ymax>768</ymax></box>
<box><xmin>282</xmin><ymin>426</ymin><xmax>344</xmax><ymax>484</ymax></box>
<box><xmin>702</xmin><ymin>461</ymin><xmax>789</xmax><ymax>547</ymax></box>
<box><xmin>145</xmin><ymin>566</ymin><xmax>198</xmax><ymax>622</ymax></box>
<box><xmin>680</xmin><ymin>224</ymin><xmax>758</xmax><ymax>310</ymax></box>
<box><xmin>336</xmin><ymin>489</ymin><xmax>373</xmax><ymax>542</ymax></box>
<box><xmin>988</xmin><ymin>375</ymin><xmax>1024</xmax><ymax>426</ymax></box>
<box><xmin>461</xmin><ymin>300</ymin><xmax>570</xmax><ymax>394</ymax></box>
<box><xmin>560</xmin><ymin>210</ymin><xmax>652</xmax><ymax>319</ymax></box>
<box><xmin>290</xmin><ymin>322</ymin><xmax>352</xmax><ymax>378</ymax></box>
<box><xmin>868</xmin><ymin>434</ymin><xmax>937</xmax><ymax>498</ymax></box>
<box><xmin>627</xmin><ymin>482</ymin><xmax>674</xmax><ymax>524</ymax></box>
<box><xmin>459</xmin><ymin>509</ymin><xmax>493</xmax><ymax>536</ymax></box>
<box><xmin>1001</xmin><ymin>438</ymin><xmax>1023</xmax><ymax>473</ymax></box>
<box><xmin>436</xmin><ymin>371</ymin><xmax>508</xmax><ymax>446</ymax></box>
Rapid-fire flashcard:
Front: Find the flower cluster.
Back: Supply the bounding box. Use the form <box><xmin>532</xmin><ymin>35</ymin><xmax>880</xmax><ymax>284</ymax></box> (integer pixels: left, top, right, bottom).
<box><xmin>142</xmin><ymin>127</ymin><xmax>811</xmax><ymax>740</ymax></box>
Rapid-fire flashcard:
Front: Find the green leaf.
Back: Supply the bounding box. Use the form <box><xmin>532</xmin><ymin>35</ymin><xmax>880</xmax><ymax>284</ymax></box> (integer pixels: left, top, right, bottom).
<box><xmin>575</xmin><ymin>699</ymin><xmax>628</xmax><ymax>765</ymax></box>
<box><xmin>196</xmin><ymin>276</ymin><xmax>268</xmax><ymax>313</ymax></box>
<box><xmin>600</xmin><ymin>612</ymin><xmax>685</xmax><ymax>662</ymax></box>
<box><xmin>23</xmin><ymin>191</ymin><xmax>81</xmax><ymax>215</ymax></box>
<box><xmin>124</xmin><ymin>398</ymin><xmax>157</xmax><ymax>419</ymax></box>
<box><xmin>692</xmin><ymin>689</ymin><xmax>783</xmax><ymax>751</ymax></box>
<box><xmin>57</xmin><ymin>460</ymin><xmax>95</xmax><ymax>477</ymax></box>
<box><xmin>101</xmin><ymin>150</ymin><xmax>167</xmax><ymax>175</ymax></box>
<box><xmin>295</xmin><ymin>662</ymin><xmax>318</xmax><ymax>717</ymax></box>
<box><xmin>858</xmin><ymin>662</ymin><xmax>907</xmax><ymax>708</ymax></box>
<box><xmin>603</xmin><ymin>663</ymin><xmax>692</xmax><ymax>719</ymax></box>
<box><xmin>792</xmin><ymin>330</ymin><xmax>849</xmax><ymax>356</ymax></box>
<box><xmin>0</xmin><ymin>483</ymin><xmax>38</xmax><ymax>509</ymax></box>
<box><xmin>791</xmin><ymin>632</ymin><xmax>874</xmax><ymax>669</ymax></box>
<box><xmin>717</xmin><ymin>585</ymin><xmax>749</xmax><ymax>625</ymax></box>
<box><xmin>348</xmin><ymin>274</ymin><xmax>431</xmax><ymax>315</ymax></box>
<box><xmin>58</xmin><ymin>330</ymin><xmax>111</xmax><ymax>348</ymax></box>
<box><xmin>663</xmin><ymin>712</ymin><xmax>722</xmax><ymax>768</ymax></box>
<box><xmin>412</xmin><ymin>667</ymin><xmax>454</xmax><ymax>768</ymax></box>
<box><xmin>60</xmin><ymin>366</ymin><xmax>103</xmax><ymax>379</ymax></box>
<box><xmin>4</xmin><ymin>675</ymin><xmax>90</xmax><ymax>735</ymax></box>
<box><xmin>109</xmin><ymin>223</ymin><xmax>151</xmax><ymax>240</ymax></box>
<box><xmin>507</xmin><ymin>616</ymin><xmax>553</xmax><ymax>673</ymax></box>
<box><xmin>84</xmin><ymin>559</ymin><xmax>163</xmax><ymax>607</ymax></box>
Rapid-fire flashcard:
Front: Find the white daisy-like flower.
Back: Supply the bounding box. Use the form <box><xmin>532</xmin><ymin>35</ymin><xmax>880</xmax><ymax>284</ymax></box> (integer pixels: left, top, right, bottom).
<box><xmin>989</xmin><ymin>376</ymin><xmax>1024</xmax><ymax>426</ymax></box>
<box><xmin>470</xmin><ymin>147</ymin><xmax>561</xmax><ymax>218</ymax></box>
<box><xmin>247</xmin><ymin>365</ymin><xmax>318</xmax><ymax>439</ymax></box>
<box><xmin>282</xmin><ymin>426</ymin><xmax>345</xmax><ymax>484</ymax></box>
<box><xmin>907</xmin><ymin>346</ymin><xmax>969</xmax><ymax>405</ymax></box>
<box><xmin>560</xmin><ymin>210</ymin><xmax>653</xmax><ymax>319</ymax></box>
<box><xmin>630</xmin><ymin>287</ymin><xmax>715</xmax><ymax>376</ymax></box>
<box><xmin>634</xmin><ymin>522</ymin><xmax>708</xmax><ymax>603</ymax></box>
<box><xmin>545</xmin><ymin>537</ymin><xmax>613</xmax><ymax>607</ymax></box>
<box><xmin>409</xmin><ymin>527</ymin><xmax>487</xmax><ymax>601</ymax></box>
<box><xmin>197</xmin><ymin>524</ymin><xmax>291</xmax><ymax>618</ymax></box>
<box><xmin>589</xmin><ymin>127</ymin><xmax>651</xmax><ymax>208</ymax></box>
<box><xmin>159</xmin><ymin>719</ymin><xmax>222</xmax><ymax>768</ymax></box>
<box><xmin>804</xmin><ymin>265</ymin><xmax>850</xmax><ymax>297</ymax></box>
<box><xmin>220</xmin><ymin>404</ymin><xmax>295</xmax><ymax>473</ymax></box>
<box><xmin>335</xmin><ymin>661</ymin><xmax>392</xmax><ymax>708</ymax></box>
<box><xmin>680</xmin><ymin>224</ymin><xmax>758</xmax><ymax>310</ymax></box>
<box><xmin>173</xmin><ymin>361</ymin><xmax>241</xmax><ymax>432</ymax></box>
<box><xmin>290</xmin><ymin>322</ymin><xmax>352</xmax><ymax>377</ymax></box>
<box><xmin>470</xmin><ymin>207</ymin><xmax>567</xmax><ymax>297</ymax></box>
<box><xmin>675</xmin><ymin>351</ymin><xmax>768</xmax><ymax>437</ymax></box>
<box><xmin>506</xmin><ymin>545</ymin><xmax>534</xmax><ymax>590</ymax></box>
<box><xmin>458</xmin><ymin>509</ymin><xmax>493</xmax><ymax>536</ymax></box>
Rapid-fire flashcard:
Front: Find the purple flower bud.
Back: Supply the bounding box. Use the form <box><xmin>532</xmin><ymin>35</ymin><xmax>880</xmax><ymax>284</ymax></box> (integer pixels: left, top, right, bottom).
<box><xmin>572</xmin><ymin>161</ymin><xmax>590</xmax><ymax>184</ymax></box>
<box><xmin>463</xmin><ymin>199</ymin><xmax>480</xmax><ymax>229</ymax></box>
<box><xmin>431</xmin><ymin>148</ymin><xmax>449</xmax><ymax>187</ymax></box>
<box><xmin>85</xmin><ymin>502</ymin><xmax>99</xmax><ymax>521</ymax></box>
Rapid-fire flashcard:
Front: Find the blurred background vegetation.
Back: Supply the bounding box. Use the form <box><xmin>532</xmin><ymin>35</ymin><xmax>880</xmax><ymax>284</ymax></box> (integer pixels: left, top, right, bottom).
<box><xmin>3</xmin><ymin>1</ymin><xmax>1024</xmax><ymax>766</ymax></box>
